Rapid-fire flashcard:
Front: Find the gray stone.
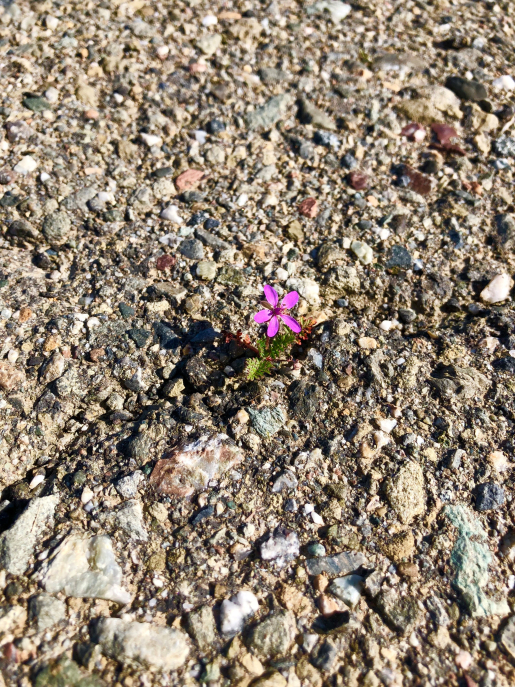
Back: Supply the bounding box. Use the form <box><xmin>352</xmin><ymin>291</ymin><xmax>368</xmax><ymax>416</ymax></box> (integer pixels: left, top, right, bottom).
<box><xmin>41</xmin><ymin>533</ymin><xmax>132</xmax><ymax>605</ymax></box>
<box><xmin>114</xmin><ymin>471</ymin><xmax>144</xmax><ymax>499</ymax></box>
<box><xmin>312</xmin><ymin>639</ymin><xmax>338</xmax><ymax>671</ymax></box>
<box><xmin>185</xmin><ymin>605</ymin><xmax>217</xmax><ymax>653</ymax></box>
<box><xmin>0</xmin><ymin>496</ymin><xmax>58</xmax><ymax>575</ymax></box>
<box><xmin>500</xmin><ymin>615</ymin><xmax>515</xmax><ymax>660</ymax></box>
<box><xmin>329</xmin><ymin>575</ymin><xmax>364</xmax><ymax>608</ymax></box>
<box><xmin>246</xmin><ymin>610</ymin><xmax>296</xmax><ymax>659</ymax></box>
<box><xmin>494</xmin><ymin>213</ymin><xmax>515</xmax><ymax>251</ymax></box>
<box><xmin>29</xmin><ymin>593</ymin><xmax>66</xmax><ymax>631</ymax></box>
<box><xmin>7</xmin><ymin>218</ymin><xmax>41</xmax><ymax>243</ymax></box>
<box><xmin>195</xmin><ymin>227</ymin><xmax>231</xmax><ymax>250</ymax></box>
<box><xmin>305</xmin><ymin>551</ymin><xmax>366</xmax><ymax>577</ymax></box>
<box><xmin>476</xmin><ymin>482</ymin><xmax>505</xmax><ymax>511</ymax></box>
<box><xmin>445</xmin><ymin>504</ymin><xmax>509</xmax><ymax>617</ymax></box>
<box><xmin>429</xmin><ymin>365</ymin><xmax>490</xmax><ymax>400</ymax></box>
<box><xmin>124</xmin><ymin>433</ymin><xmax>152</xmax><ymax>462</ymax></box>
<box><xmin>289</xmin><ymin>380</ymin><xmax>321</xmax><ymax>422</ymax></box>
<box><xmin>425</xmin><ymin>596</ymin><xmax>450</xmax><ymax>627</ymax></box>
<box><xmin>375</xmin><ymin>589</ymin><xmax>420</xmax><ymax>634</ymax></box>
<box><xmin>42</xmin><ymin>211</ymin><xmax>72</xmax><ymax>244</ymax></box>
<box><xmin>245</xmin><ymin>93</ymin><xmax>295</xmax><ymax>131</ymax></box>
<box><xmin>297</xmin><ymin>97</ymin><xmax>336</xmax><ymax>130</ymax></box>
<box><xmin>385</xmin><ymin>461</ymin><xmax>426</xmax><ymax>524</ymax></box>
<box><xmin>62</xmin><ymin>187</ymin><xmax>98</xmax><ymax>212</ymax></box>
<box><xmin>32</xmin><ymin>656</ymin><xmax>104</xmax><ymax>687</ymax></box>
<box><xmin>91</xmin><ymin>617</ymin><xmax>190</xmax><ymax>670</ymax></box>
<box><xmin>271</xmin><ymin>471</ymin><xmax>298</xmax><ymax>493</ymax></box>
<box><xmin>39</xmin><ymin>351</ymin><xmax>65</xmax><ymax>384</ymax></box>
<box><xmin>115</xmin><ymin>499</ymin><xmax>148</xmax><ymax>541</ymax></box>
<box><xmin>446</xmin><ymin>75</ymin><xmax>487</xmax><ymax>101</ymax></box>
<box><xmin>258</xmin><ymin>67</ymin><xmax>291</xmax><ymax>83</ymax></box>
<box><xmin>179</xmin><ymin>238</ymin><xmax>205</xmax><ymax>260</ymax></box>
<box><xmin>247</xmin><ymin>406</ymin><xmax>285</xmax><ymax>438</ymax></box>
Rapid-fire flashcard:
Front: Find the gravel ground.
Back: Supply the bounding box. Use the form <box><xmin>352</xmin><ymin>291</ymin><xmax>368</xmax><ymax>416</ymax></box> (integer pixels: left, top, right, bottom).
<box><xmin>2</xmin><ymin>0</ymin><xmax>515</xmax><ymax>685</ymax></box>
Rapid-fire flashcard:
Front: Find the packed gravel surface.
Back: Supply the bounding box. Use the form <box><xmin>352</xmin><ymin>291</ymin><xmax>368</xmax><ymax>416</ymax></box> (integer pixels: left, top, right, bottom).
<box><xmin>3</xmin><ymin>0</ymin><xmax>515</xmax><ymax>686</ymax></box>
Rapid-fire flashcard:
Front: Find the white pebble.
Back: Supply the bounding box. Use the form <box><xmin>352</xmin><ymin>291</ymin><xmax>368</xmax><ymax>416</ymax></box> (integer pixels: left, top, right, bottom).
<box><xmin>7</xmin><ymin>349</ymin><xmax>19</xmax><ymax>363</ymax></box>
<box><xmin>44</xmin><ymin>87</ymin><xmax>59</xmax><ymax>103</ymax></box>
<box><xmin>29</xmin><ymin>474</ymin><xmax>45</xmax><ymax>489</ymax></box>
<box><xmin>493</xmin><ymin>75</ymin><xmax>515</xmax><ymax>91</ymax></box>
<box><xmin>44</xmin><ymin>15</ymin><xmax>59</xmax><ymax>30</ymax></box>
<box><xmin>378</xmin><ymin>418</ymin><xmax>397</xmax><ymax>433</ymax></box>
<box><xmin>81</xmin><ymin>486</ymin><xmax>94</xmax><ymax>504</ymax></box>
<box><xmin>13</xmin><ymin>155</ymin><xmax>38</xmax><ymax>175</ymax></box>
<box><xmin>194</xmin><ymin>130</ymin><xmax>207</xmax><ymax>145</ymax></box>
<box><xmin>379</xmin><ymin>320</ymin><xmax>393</xmax><ymax>332</ymax></box>
<box><xmin>480</xmin><ymin>274</ymin><xmax>513</xmax><ymax>304</ymax></box>
<box><xmin>113</xmin><ymin>93</ymin><xmax>124</xmax><ymax>104</ymax></box>
<box><xmin>236</xmin><ymin>193</ymin><xmax>248</xmax><ymax>207</ymax></box>
<box><xmin>160</xmin><ymin>205</ymin><xmax>183</xmax><ymax>223</ymax></box>
<box><xmin>140</xmin><ymin>133</ymin><xmax>162</xmax><ymax>148</ymax></box>
<box><xmin>156</xmin><ymin>45</ymin><xmax>169</xmax><ymax>59</ymax></box>
<box><xmin>40</xmin><ymin>172</ymin><xmax>51</xmax><ymax>182</ymax></box>
<box><xmin>220</xmin><ymin>591</ymin><xmax>259</xmax><ymax>635</ymax></box>
<box><xmin>202</xmin><ymin>15</ymin><xmax>218</xmax><ymax>27</ymax></box>
<box><xmin>311</xmin><ymin>511</ymin><xmax>324</xmax><ymax>525</ymax></box>
<box><xmin>378</xmin><ymin>228</ymin><xmax>391</xmax><ymax>241</ymax></box>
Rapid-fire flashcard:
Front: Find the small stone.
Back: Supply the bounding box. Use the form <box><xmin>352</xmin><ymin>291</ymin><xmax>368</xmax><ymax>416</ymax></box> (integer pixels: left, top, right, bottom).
<box><xmin>114</xmin><ymin>471</ymin><xmax>144</xmax><ymax>499</ymax></box>
<box><xmin>185</xmin><ymin>605</ymin><xmax>217</xmax><ymax>652</ymax></box>
<box><xmin>0</xmin><ymin>605</ymin><xmax>27</xmax><ymax>636</ymax></box>
<box><xmin>480</xmin><ymin>274</ymin><xmax>513</xmax><ymax>304</ymax></box>
<box><xmin>272</xmin><ymin>471</ymin><xmax>298</xmax><ymax>493</ymax></box>
<box><xmin>140</xmin><ymin>133</ymin><xmax>162</xmax><ymax>148</ymax></box>
<box><xmin>245</xmin><ymin>610</ymin><xmax>296</xmax><ymax>659</ymax></box>
<box><xmin>220</xmin><ymin>591</ymin><xmax>259</xmax><ymax>635</ymax></box>
<box><xmin>76</xmin><ymin>83</ymin><xmax>97</xmax><ymax>107</ymax></box>
<box><xmin>446</xmin><ymin>75</ymin><xmax>487</xmax><ymax>101</ymax></box>
<box><xmin>91</xmin><ymin>617</ymin><xmax>189</xmax><ymax>670</ymax></box>
<box><xmin>386</xmin><ymin>245</ymin><xmax>412</xmax><ymax>270</ymax></box>
<box><xmin>115</xmin><ymin>499</ymin><xmax>148</xmax><ymax>541</ymax></box>
<box><xmin>358</xmin><ymin>337</ymin><xmax>378</xmax><ymax>350</ymax></box>
<box><xmin>306</xmin><ymin>551</ymin><xmax>366</xmax><ymax>577</ymax></box>
<box><xmin>41</xmin><ymin>533</ymin><xmax>132</xmax><ymax>604</ymax></box>
<box><xmin>42</xmin><ymin>211</ymin><xmax>72</xmax><ymax>244</ymax></box>
<box><xmin>23</xmin><ymin>96</ymin><xmax>52</xmax><ymax>112</ymax></box>
<box><xmin>260</xmin><ymin>527</ymin><xmax>300</xmax><ymax>567</ymax></box>
<box><xmin>39</xmin><ymin>351</ymin><xmax>65</xmax><ymax>384</ymax></box>
<box><xmin>298</xmin><ymin>97</ymin><xmax>336</xmax><ymax>130</ymax></box>
<box><xmin>500</xmin><ymin>615</ymin><xmax>515</xmax><ymax>660</ymax></box>
<box><xmin>247</xmin><ymin>406</ymin><xmax>285</xmax><ymax>438</ymax></box>
<box><xmin>28</xmin><ymin>593</ymin><xmax>66</xmax><ymax>631</ymax></box>
<box><xmin>179</xmin><ymin>238</ymin><xmax>205</xmax><ymax>260</ymax></box>
<box><xmin>476</xmin><ymin>482</ymin><xmax>505</xmax><ymax>511</ymax></box>
<box><xmin>196</xmin><ymin>261</ymin><xmax>218</xmax><ymax>280</ymax></box>
<box><xmin>245</xmin><ymin>93</ymin><xmax>295</xmax><ymax>131</ymax></box>
<box><xmin>382</xmin><ymin>531</ymin><xmax>415</xmax><ymax>562</ymax></box>
<box><xmin>348</xmin><ymin>171</ymin><xmax>368</xmax><ymax>190</ymax></box>
<box><xmin>298</xmin><ymin>197</ymin><xmax>318</xmax><ymax>218</ymax></box>
<box><xmin>196</xmin><ymin>33</ymin><xmax>222</xmax><ymax>57</ymax></box>
<box><xmin>351</xmin><ymin>240</ymin><xmax>374</xmax><ymax>265</ymax></box>
<box><xmin>0</xmin><ymin>496</ymin><xmax>58</xmax><ymax>574</ymax></box>
<box><xmin>175</xmin><ymin>169</ymin><xmax>205</xmax><ymax>191</ymax></box>
<box><xmin>329</xmin><ymin>575</ymin><xmax>364</xmax><ymax>608</ymax></box>
<box><xmin>0</xmin><ymin>360</ymin><xmax>25</xmax><ymax>391</ymax></box>
<box><xmin>160</xmin><ymin>205</ymin><xmax>182</xmax><ymax>223</ymax></box>
<box><xmin>13</xmin><ymin>155</ymin><xmax>38</xmax><ymax>175</ymax></box>
<box><xmin>286</xmin><ymin>220</ymin><xmax>305</xmax><ymax>242</ymax></box>
<box><xmin>308</xmin><ymin>1</ymin><xmax>352</xmax><ymax>24</ymax></box>
<box><xmin>375</xmin><ymin>589</ymin><xmax>420</xmax><ymax>634</ymax></box>
<box><xmin>386</xmin><ymin>461</ymin><xmax>426</xmax><ymax>524</ymax></box>
<box><xmin>150</xmin><ymin>434</ymin><xmax>243</xmax><ymax>498</ymax></box>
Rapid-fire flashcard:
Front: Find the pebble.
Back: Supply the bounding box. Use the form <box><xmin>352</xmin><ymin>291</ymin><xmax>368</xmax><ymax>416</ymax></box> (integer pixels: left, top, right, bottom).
<box><xmin>13</xmin><ymin>155</ymin><xmax>38</xmax><ymax>175</ymax></box>
<box><xmin>386</xmin><ymin>461</ymin><xmax>426</xmax><ymax>524</ymax></box>
<box><xmin>328</xmin><ymin>575</ymin><xmax>364</xmax><ymax>608</ymax></box>
<box><xmin>245</xmin><ymin>93</ymin><xmax>295</xmax><ymax>131</ymax></box>
<box><xmin>245</xmin><ymin>610</ymin><xmax>296</xmax><ymax>659</ymax></box>
<box><xmin>480</xmin><ymin>274</ymin><xmax>513</xmax><ymax>303</ymax></box>
<box><xmin>351</xmin><ymin>240</ymin><xmax>374</xmax><ymax>265</ymax></box>
<box><xmin>150</xmin><ymin>434</ymin><xmax>242</xmax><ymax>498</ymax></box>
<box><xmin>476</xmin><ymin>482</ymin><xmax>505</xmax><ymax>511</ymax></box>
<box><xmin>161</xmin><ymin>205</ymin><xmax>183</xmax><ymax>223</ymax></box>
<box><xmin>306</xmin><ymin>551</ymin><xmax>366</xmax><ymax>577</ymax></box>
<box><xmin>493</xmin><ymin>75</ymin><xmax>515</xmax><ymax>91</ymax></box>
<box><xmin>260</xmin><ymin>528</ymin><xmax>300</xmax><ymax>567</ymax></box>
<box><xmin>220</xmin><ymin>591</ymin><xmax>259</xmax><ymax>635</ymax></box>
<box><xmin>91</xmin><ymin>618</ymin><xmax>189</xmax><ymax>671</ymax></box>
<box><xmin>42</xmin><ymin>211</ymin><xmax>71</xmax><ymax>244</ymax></box>
<box><xmin>445</xmin><ymin>75</ymin><xmax>487</xmax><ymax>101</ymax></box>
<box><xmin>0</xmin><ymin>361</ymin><xmax>25</xmax><ymax>391</ymax></box>
<box><xmin>180</xmin><ymin>238</ymin><xmax>205</xmax><ymax>260</ymax></box>
<box><xmin>28</xmin><ymin>593</ymin><xmax>66</xmax><ymax>631</ymax></box>
<box><xmin>41</xmin><ymin>533</ymin><xmax>132</xmax><ymax>604</ymax></box>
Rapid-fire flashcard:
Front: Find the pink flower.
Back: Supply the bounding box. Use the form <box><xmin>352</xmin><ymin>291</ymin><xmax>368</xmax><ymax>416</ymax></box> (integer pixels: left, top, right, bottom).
<box><xmin>254</xmin><ymin>285</ymin><xmax>301</xmax><ymax>338</ymax></box>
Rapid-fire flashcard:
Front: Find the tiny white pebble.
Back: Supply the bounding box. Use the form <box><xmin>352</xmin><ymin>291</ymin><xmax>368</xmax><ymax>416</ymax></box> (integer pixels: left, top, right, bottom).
<box><xmin>140</xmin><ymin>133</ymin><xmax>162</xmax><ymax>148</ymax></box>
<box><xmin>202</xmin><ymin>14</ymin><xmax>218</xmax><ymax>26</ymax></box>
<box><xmin>40</xmin><ymin>171</ymin><xmax>51</xmax><ymax>182</ymax></box>
<box><xmin>378</xmin><ymin>418</ymin><xmax>397</xmax><ymax>433</ymax></box>
<box><xmin>29</xmin><ymin>474</ymin><xmax>45</xmax><ymax>489</ymax></box>
<box><xmin>81</xmin><ymin>486</ymin><xmax>94</xmax><ymax>504</ymax></box>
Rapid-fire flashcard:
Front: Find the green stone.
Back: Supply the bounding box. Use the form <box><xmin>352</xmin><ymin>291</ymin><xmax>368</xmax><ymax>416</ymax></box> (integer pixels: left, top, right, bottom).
<box><xmin>118</xmin><ymin>302</ymin><xmax>135</xmax><ymax>318</ymax></box>
<box><xmin>23</xmin><ymin>96</ymin><xmax>52</xmax><ymax>113</ymax></box>
<box><xmin>128</xmin><ymin>327</ymin><xmax>151</xmax><ymax>348</ymax></box>
<box><xmin>247</xmin><ymin>406</ymin><xmax>285</xmax><ymax>438</ymax></box>
<box><xmin>217</xmin><ymin>265</ymin><xmax>245</xmax><ymax>286</ymax></box>
<box><xmin>32</xmin><ymin>657</ymin><xmax>104</xmax><ymax>687</ymax></box>
<box><xmin>103</xmin><ymin>209</ymin><xmax>124</xmax><ymax>222</ymax></box>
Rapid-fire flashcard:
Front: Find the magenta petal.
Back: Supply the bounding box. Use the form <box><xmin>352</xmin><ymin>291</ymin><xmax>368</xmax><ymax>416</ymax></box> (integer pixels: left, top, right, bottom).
<box><xmin>254</xmin><ymin>309</ymin><xmax>272</xmax><ymax>324</ymax></box>
<box><xmin>280</xmin><ymin>314</ymin><xmax>302</xmax><ymax>333</ymax></box>
<box><xmin>281</xmin><ymin>291</ymin><xmax>299</xmax><ymax>309</ymax></box>
<box><xmin>267</xmin><ymin>316</ymin><xmax>280</xmax><ymax>337</ymax></box>
<box><xmin>263</xmin><ymin>284</ymin><xmax>278</xmax><ymax>307</ymax></box>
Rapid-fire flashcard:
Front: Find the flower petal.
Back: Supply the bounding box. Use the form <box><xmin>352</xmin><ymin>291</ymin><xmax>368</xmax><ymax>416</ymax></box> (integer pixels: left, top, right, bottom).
<box><xmin>254</xmin><ymin>309</ymin><xmax>272</xmax><ymax>324</ymax></box>
<box><xmin>280</xmin><ymin>314</ymin><xmax>302</xmax><ymax>333</ymax></box>
<box><xmin>267</xmin><ymin>316</ymin><xmax>280</xmax><ymax>337</ymax></box>
<box><xmin>263</xmin><ymin>284</ymin><xmax>278</xmax><ymax>307</ymax></box>
<box><xmin>281</xmin><ymin>291</ymin><xmax>299</xmax><ymax>309</ymax></box>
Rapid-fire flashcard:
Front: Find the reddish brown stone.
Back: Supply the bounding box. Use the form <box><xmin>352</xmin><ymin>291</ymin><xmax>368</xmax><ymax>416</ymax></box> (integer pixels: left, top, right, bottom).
<box><xmin>397</xmin><ymin>164</ymin><xmax>432</xmax><ymax>196</ymax></box>
<box><xmin>431</xmin><ymin>123</ymin><xmax>458</xmax><ymax>146</ymax></box>
<box><xmin>348</xmin><ymin>171</ymin><xmax>369</xmax><ymax>191</ymax></box>
<box><xmin>189</xmin><ymin>63</ymin><xmax>207</xmax><ymax>74</ymax></box>
<box><xmin>156</xmin><ymin>254</ymin><xmax>176</xmax><ymax>271</ymax></box>
<box><xmin>18</xmin><ymin>307</ymin><xmax>32</xmax><ymax>323</ymax></box>
<box><xmin>89</xmin><ymin>348</ymin><xmax>106</xmax><ymax>362</ymax></box>
<box><xmin>298</xmin><ymin>197</ymin><xmax>318</xmax><ymax>218</ymax></box>
<box><xmin>175</xmin><ymin>169</ymin><xmax>205</xmax><ymax>191</ymax></box>
<box><xmin>401</xmin><ymin>122</ymin><xmax>426</xmax><ymax>141</ymax></box>
<box><xmin>150</xmin><ymin>433</ymin><xmax>243</xmax><ymax>498</ymax></box>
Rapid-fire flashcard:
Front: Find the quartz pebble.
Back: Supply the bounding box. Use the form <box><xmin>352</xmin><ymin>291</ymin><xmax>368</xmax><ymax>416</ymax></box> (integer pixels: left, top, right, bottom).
<box><xmin>480</xmin><ymin>274</ymin><xmax>513</xmax><ymax>304</ymax></box>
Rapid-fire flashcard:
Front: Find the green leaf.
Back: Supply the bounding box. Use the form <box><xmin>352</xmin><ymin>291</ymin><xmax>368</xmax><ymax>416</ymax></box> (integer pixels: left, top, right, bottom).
<box><xmin>256</xmin><ymin>330</ymin><xmax>297</xmax><ymax>361</ymax></box>
<box><xmin>245</xmin><ymin>357</ymin><xmax>273</xmax><ymax>381</ymax></box>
